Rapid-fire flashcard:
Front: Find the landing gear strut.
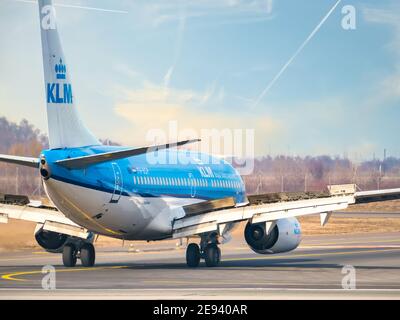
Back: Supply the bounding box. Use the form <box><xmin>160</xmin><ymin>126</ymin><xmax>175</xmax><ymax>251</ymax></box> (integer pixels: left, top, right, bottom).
<box><xmin>185</xmin><ymin>233</ymin><xmax>221</xmax><ymax>268</ymax></box>
<box><xmin>62</xmin><ymin>242</ymin><xmax>96</xmax><ymax>268</ymax></box>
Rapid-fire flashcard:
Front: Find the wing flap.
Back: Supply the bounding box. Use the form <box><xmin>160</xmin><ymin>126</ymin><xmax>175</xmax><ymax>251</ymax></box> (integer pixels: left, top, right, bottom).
<box><xmin>0</xmin><ymin>198</ymin><xmax>90</xmax><ymax>239</ymax></box>
<box><xmin>0</xmin><ymin>202</ymin><xmax>77</xmax><ymax>226</ymax></box>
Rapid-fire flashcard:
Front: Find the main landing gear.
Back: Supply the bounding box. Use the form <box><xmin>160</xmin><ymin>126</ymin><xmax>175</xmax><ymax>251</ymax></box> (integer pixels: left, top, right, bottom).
<box><xmin>62</xmin><ymin>242</ymin><xmax>96</xmax><ymax>267</ymax></box>
<box><xmin>186</xmin><ymin>233</ymin><xmax>221</xmax><ymax>268</ymax></box>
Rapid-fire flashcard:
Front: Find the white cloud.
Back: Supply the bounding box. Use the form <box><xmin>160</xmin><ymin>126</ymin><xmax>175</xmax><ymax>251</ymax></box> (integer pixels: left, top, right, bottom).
<box><xmin>363</xmin><ymin>6</ymin><xmax>400</xmax><ymax>55</ymax></box>
<box><xmin>113</xmin><ymin>63</ymin><xmax>141</xmax><ymax>80</ymax></box>
<box><xmin>363</xmin><ymin>5</ymin><xmax>400</xmax><ymax>101</ymax></box>
<box><xmin>126</xmin><ymin>0</ymin><xmax>274</xmax><ymax>27</ymax></box>
<box><xmin>112</xmin><ymin>81</ymin><xmax>282</xmax><ymax>156</ymax></box>
<box><xmin>382</xmin><ymin>73</ymin><xmax>400</xmax><ymax>99</ymax></box>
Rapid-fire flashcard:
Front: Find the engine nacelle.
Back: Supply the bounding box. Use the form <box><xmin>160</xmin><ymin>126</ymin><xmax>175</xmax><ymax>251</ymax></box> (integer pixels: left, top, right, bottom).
<box><xmin>34</xmin><ymin>224</ymin><xmax>95</xmax><ymax>253</ymax></box>
<box><xmin>244</xmin><ymin>217</ymin><xmax>302</xmax><ymax>254</ymax></box>
<box><xmin>35</xmin><ymin>228</ymin><xmax>69</xmax><ymax>253</ymax></box>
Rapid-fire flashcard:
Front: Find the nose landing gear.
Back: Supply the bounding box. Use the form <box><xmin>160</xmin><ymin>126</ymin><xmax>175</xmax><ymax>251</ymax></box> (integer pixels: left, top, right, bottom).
<box><xmin>62</xmin><ymin>242</ymin><xmax>95</xmax><ymax>268</ymax></box>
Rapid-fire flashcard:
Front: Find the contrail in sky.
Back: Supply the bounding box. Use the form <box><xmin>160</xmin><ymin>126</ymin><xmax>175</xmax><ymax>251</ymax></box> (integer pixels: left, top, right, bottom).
<box><xmin>12</xmin><ymin>0</ymin><xmax>129</xmax><ymax>14</ymax></box>
<box><xmin>252</xmin><ymin>0</ymin><xmax>342</xmax><ymax>109</ymax></box>
<box><xmin>164</xmin><ymin>3</ymin><xmax>187</xmax><ymax>88</ymax></box>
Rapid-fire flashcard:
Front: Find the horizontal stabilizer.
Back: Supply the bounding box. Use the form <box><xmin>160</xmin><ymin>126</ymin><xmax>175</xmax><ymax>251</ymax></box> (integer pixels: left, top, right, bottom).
<box><xmin>0</xmin><ymin>154</ymin><xmax>39</xmax><ymax>168</ymax></box>
<box><xmin>55</xmin><ymin>139</ymin><xmax>201</xmax><ymax>169</ymax></box>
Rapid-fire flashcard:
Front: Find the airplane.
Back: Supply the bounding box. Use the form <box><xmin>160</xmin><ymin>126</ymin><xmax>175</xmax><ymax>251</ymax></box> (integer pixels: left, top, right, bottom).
<box><xmin>1</xmin><ymin>0</ymin><xmax>400</xmax><ymax>269</ymax></box>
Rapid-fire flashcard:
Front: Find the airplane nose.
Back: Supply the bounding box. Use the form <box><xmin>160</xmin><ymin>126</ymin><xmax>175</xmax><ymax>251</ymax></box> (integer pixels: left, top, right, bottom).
<box><xmin>40</xmin><ymin>155</ymin><xmax>51</xmax><ymax>180</ymax></box>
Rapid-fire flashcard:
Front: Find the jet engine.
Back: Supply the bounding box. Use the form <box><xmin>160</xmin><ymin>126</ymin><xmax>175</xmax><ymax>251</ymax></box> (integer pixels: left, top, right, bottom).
<box><xmin>34</xmin><ymin>224</ymin><xmax>93</xmax><ymax>253</ymax></box>
<box><xmin>244</xmin><ymin>217</ymin><xmax>302</xmax><ymax>254</ymax></box>
<box><xmin>35</xmin><ymin>228</ymin><xmax>69</xmax><ymax>253</ymax></box>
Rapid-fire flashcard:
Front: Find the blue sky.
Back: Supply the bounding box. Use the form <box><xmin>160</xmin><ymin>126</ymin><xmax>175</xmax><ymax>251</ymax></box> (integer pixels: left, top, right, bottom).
<box><xmin>0</xmin><ymin>0</ymin><xmax>400</xmax><ymax>160</ymax></box>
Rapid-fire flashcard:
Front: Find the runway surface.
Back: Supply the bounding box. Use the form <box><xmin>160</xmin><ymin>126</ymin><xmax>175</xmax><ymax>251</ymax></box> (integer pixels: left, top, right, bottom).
<box><xmin>1</xmin><ymin>230</ymin><xmax>400</xmax><ymax>299</ymax></box>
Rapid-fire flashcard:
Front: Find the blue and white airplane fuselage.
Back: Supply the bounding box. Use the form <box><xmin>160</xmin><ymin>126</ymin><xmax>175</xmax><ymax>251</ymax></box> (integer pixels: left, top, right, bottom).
<box><xmin>42</xmin><ymin>146</ymin><xmax>246</xmax><ymax>240</ymax></box>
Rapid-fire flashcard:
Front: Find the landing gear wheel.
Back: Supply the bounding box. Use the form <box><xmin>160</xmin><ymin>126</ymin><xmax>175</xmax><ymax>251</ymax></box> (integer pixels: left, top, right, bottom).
<box><xmin>80</xmin><ymin>243</ymin><xmax>95</xmax><ymax>267</ymax></box>
<box><xmin>186</xmin><ymin>243</ymin><xmax>201</xmax><ymax>267</ymax></box>
<box><xmin>62</xmin><ymin>244</ymin><xmax>77</xmax><ymax>267</ymax></box>
<box><xmin>204</xmin><ymin>244</ymin><xmax>221</xmax><ymax>267</ymax></box>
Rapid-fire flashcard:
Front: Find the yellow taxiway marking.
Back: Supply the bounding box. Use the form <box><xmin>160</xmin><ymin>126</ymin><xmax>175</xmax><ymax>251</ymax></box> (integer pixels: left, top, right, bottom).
<box><xmin>2</xmin><ymin>248</ymin><xmax>400</xmax><ymax>281</ymax></box>
<box><xmin>1</xmin><ymin>266</ymin><xmax>127</xmax><ymax>282</ymax></box>
<box><xmin>224</xmin><ymin>248</ymin><xmax>400</xmax><ymax>262</ymax></box>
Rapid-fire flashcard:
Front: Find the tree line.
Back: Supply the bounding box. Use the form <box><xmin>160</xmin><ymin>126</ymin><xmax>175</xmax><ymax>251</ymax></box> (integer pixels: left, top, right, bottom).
<box><xmin>0</xmin><ymin>117</ymin><xmax>398</xmax><ymax>197</ymax></box>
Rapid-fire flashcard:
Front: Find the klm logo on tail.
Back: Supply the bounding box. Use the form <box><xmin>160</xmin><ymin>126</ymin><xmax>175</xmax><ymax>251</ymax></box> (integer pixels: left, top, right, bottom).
<box><xmin>47</xmin><ymin>59</ymin><xmax>73</xmax><ymax>104</ymax></box>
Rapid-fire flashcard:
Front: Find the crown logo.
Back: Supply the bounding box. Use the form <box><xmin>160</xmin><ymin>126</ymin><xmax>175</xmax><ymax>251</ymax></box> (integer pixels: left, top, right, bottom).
<box><xmin>55</xmin><ymin>58</ymin><xmax>66</xmax><ymax>80</ymax></box>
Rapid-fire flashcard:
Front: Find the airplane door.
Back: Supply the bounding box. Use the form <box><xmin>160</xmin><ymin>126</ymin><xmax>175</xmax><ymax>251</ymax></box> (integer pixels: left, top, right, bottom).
<box><xmin>110</xmin><ymin>162</ymin><xmax>123</xmax><ymax>203</ymax></box>
<box><xmin>188</xmin><ymin>172</ymin><xmax>196</xmax><ymax>198</ymax></box>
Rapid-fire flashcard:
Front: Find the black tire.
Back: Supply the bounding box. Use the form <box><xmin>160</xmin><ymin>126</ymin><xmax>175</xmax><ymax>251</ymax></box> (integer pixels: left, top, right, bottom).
<box><xmin>80</xmin><ymin>243</ymin><xmax>95</xmax><ymax>267</ymax></box>
<box><xmin>186</xmin><ymin>243</ymin><xmax>201</xmax><ymax>267</ymax></box>
<box><xmin>62</xmin><ymin>244</ymin><xmax>77</xmax><ymax>267</ymax></box>
<box><xmin>204</xmin><ymin>244</ymin><xmax>221</xmax><ymax>267</ymax></box>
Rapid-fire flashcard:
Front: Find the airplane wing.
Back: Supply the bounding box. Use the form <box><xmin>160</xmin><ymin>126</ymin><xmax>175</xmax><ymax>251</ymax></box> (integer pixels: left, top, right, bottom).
<box><xmin>55</xmin><ymin>139</ymin><xmax>201</xmax><ymax>169</ymax></box>
<box><xmin>171</xmin><ymin>184</ymin><xmax>400</xmax><ymax>238</ymax></box>
<box><xmin>0</xmin><ymin>194</ymin><xmax>89</xmax><ymax>239</ymax></box>
<box><xmin>3</xmin><ymin>184</ymin><xmax>399</xmax><ymax>241</ymax></box>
